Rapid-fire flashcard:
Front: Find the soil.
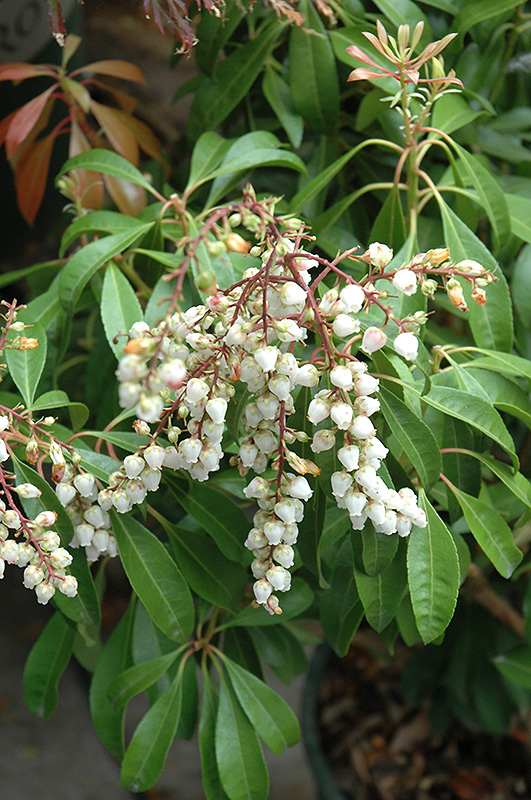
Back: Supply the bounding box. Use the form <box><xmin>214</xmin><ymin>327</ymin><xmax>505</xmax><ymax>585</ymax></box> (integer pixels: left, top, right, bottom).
<box><xmin>315</xmin><ymin>633</ymin><xmax>531</xmax><ymax>800</ymax></box>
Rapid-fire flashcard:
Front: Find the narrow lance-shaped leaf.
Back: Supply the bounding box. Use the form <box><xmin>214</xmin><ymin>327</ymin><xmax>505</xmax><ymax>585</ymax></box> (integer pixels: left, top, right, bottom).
<box><xmin>354</xmin><ymin>539</ymin><xmax>407</xmax><ymax>633</ymax></box>
<box><xmin>121</xmin><ymin>662</ymin><xmax>185</xmax><ymax>793</ymax></box>
<box><xmin>56</xmin><ymin>150</ymin><xmax>157</xmax><ymax>195</ymax></box>
<box><xmin>223</xmin><ymin>656</ymin><xmax>300</xmax><ymax>755</ymax></box>
<box><xmin>215</xmin><ymin>675</ymin><xmax>269</xmax><ymax>800</ymax></box>
<box><xmin>199</xmin><ymin>669</ymin><xmax>229</xmax><ymax>800</ymax></box>
<box><xmin>320</xmin><ymin>537</ymin><xmax>364</xmax><ymax>658</ymax></box>
<box><xmin>101</xmin><ymin>262</ymin><xmax>143</xmax><ymax>359</ymax></box>
<box><xmin>111</xmin><ymin>511</ymin><xmax>194</xmax><ymax>642</ymax></box>
<box><xmin>6</xmin><ymin>321</ymin><xmax>47</xmax><ymax>407</ymax></box>
<box><xmin>107</xmin><ymin>650</ymin><xmax>182</xmax><ymax>708</ymax></box>
<box><xmin>23</xmin><ymin>611</ymin><xmax>75</xmax><ymax>719</ymax></box>
<box><xmin>407</xmin><ymin>493</ymin><xmax>460</xmax><ymax>644</ymax></box>
<box><xmin>449</xmin><ymin>484</ymin><xmax>523</xmax><ymax>578</ymax></box>
<box><xmin>379</xmin><ymin>386</ymin><xmax>441</xmax><ymax>489</ymax></box>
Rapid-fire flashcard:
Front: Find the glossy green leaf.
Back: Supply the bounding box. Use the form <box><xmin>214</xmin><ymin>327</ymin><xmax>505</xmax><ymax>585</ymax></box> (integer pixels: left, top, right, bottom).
<box><xmin>297</xmin><ymin>482</ymin><xmax>327</xmax><ymax>586</ymax></box>
<box><xmin>250</xmin><ymin>626</ymin><xmax>307</xmax><ymax>683</ymax></box>
<box><xmin>108</xmin><ymin>650</ymin><xmax>181</xmax><ymax>708</ymax></box>
<box><xmin>289</xmin><ymin>0</ymin><xmax>339</xmax><ymax>133</ymax></box>
<box><xmin>450</xmin><ymin>486</ymin><xmax>522</xmax><ymax>578</ymax></box>
<box><xmin>111</xmin><ymin>511</ymin><xmax>194</xmax><ymax>642</ymax></box>
<box><xmin>380</xmin><ymin>386</ymin><xmax>441</xmax><ymax>489</ymax></box>
<box><xmin>455</xmin><ymin>0</ymin><xmax>524</xmax><ymax>35</ymax></box>
<box><xmin>466</xmin><ymin>349</ymin><xmax>531</xmax><ymax>382</ymax></box>
<box><xmin>512</xmin><ymin>244</ymin><xmax>531</xmax><ymax>328</ymax></box>
<box><xmin>362</xmin><ymin>521</ymin><xmax>399</xmax><ymax>578</ymax></box>
<box><xmin>165</xmin><ymin>475</ymin><xmax>245</xmax><ymax>562</ymax></box>
<box><xmin>195</xmin><ymin>0</ymin><xmax>247</xmax><ymax>76</ymax></box>
<box><xmin>450</xmin><ymin>450</ymin><xmax>531</xmax><ymax>510</ymax></box>
<box><xmin>175</xmin><ymin>655</ymin><xmax>199</xmax><ymax>740</ymax></box>
<box><xmin>6</xmin><ymin>321</ymin><xmax>46</xmax><ymax>407</ymax></box>
<box><xmin>320</xmin><ymin>537</ymin><xmax>364</xmax><ymax>657</ymax></box>
<box><xmin>12</xmin><ymin>455</ymin><xmax>100</xmax><ymax>626</ymax></box>
<box><xmin>372</xmin><ymin>0</ymin><xmax>430</xmax><ymax>42</ymax></box>
<box><xmin>23</xmin><ymin>611</ymin><xmax>75</xmax><ymax>719</ymax></box>
<box><xmin>431</xmin><ymin>93</ymin><xmax>482</xmax><ymax>135</ymax></box>
<box><xmin>287</xmin><ymin>143</ymin><xmax>364</xmax><ymax>214</ymax></box>
<box><xmin>226</xmin><ymin>577</ymin><xmax>314</xmax><ymax>628</ymax></box>
<box><xmin>90</xmin><ymin>601</ymin><xmax>135</xmax><ymax>759</ymax></box>
<box><xmin>144</xmin><ymin>273</ymin><xmax>177</xmax><ymax>328</ymax></box>
<box><xmin>101</xmin><ymin>262</ymin><xmax>143</xmax><ymax>359</ymax></box>
<box><xmin>494</xmin><ymin>646</ymin><xmax>531</xmax><ymax>690</ymax></box>
<box><xmin>453</xmin><ymin>142</ymin><xmax>510</xmax><ymax>251</ymax></box>
<box><xmin>438</xmin><ymin>198</ymin><xmax>513</xmax><ymax>352</ymax></box>
<box><xmin>354</xmin><ymin>540</ymin><xmax>407</xmax><ymax>633</ymax></box>
<box><xmin>200</xmin><ymin>672</ymin><xmax>229</xmax><ymax>800</ymax></box>
<box><xmin>166</xmin><ymin>522</ymin><xmax>247</xmax><ymax>611</ymax></box>
<box><xmin>224</xmin><ymin>627</ymin><xmax>263</xmax><ymax>680</ymax></box>
<box><xmin>369</xmin><ymin>184</ymin><xmax>406</xmax><ymax>252</ymax></box>
<box><xmin>263</xmin><ymin>68</ymin><xmax>304</xmax><ymax>149</ymax></box>
<box><xmin>506</xmin><ymin>194</ymin><xmax>531</xmax><ymax>243</ymax></box>
<box><xmin>421</xmin><ymin>385</ymin><xmax>517</xmax><ymax>470</ymax></box>
<box><xmin>441</xmin><ymin>415</ymin><xmax>480</xmax><ymax>522</ymax></box>
<box><xmin>0</xmin><ymin>260</ymin><xmax>61</xmax><ymax>289</ymax></box>
<box><xmin>59</xmin><ymin>224</ymin><xmax>153</xmax><ymax>319</ymax></box>
<box><xmin>121</xmin><ymin>668</ymin><xmax>184</xmax><ymax>792</ymax></box>
<box><xmin>30</xmin><ymin>389</ymin><xmax>89</xmax><ymax>431</ymax></box>
<box><xmin>469</xmin><ymin>369</ymin><xmax>531</xmax><ymax>430</ymax></box>
<box><xmin>56</xmin><ymin>149</ymin><xmax>157</xmax><ymax>194</ymax></box>
<box><xmin>59</xmin><ymin>210</ymin><xmax>141</xmax><ymax>257</ymax></box>
<box><xmin>407</xmin><ymin>495</ymin><xmax>460</xmax><ymax>644</ymax></box>
<box><xmin>188</xmin><ymin>22</ymin><xmax>283</xmax><ymax>141</ymax></box>
<box><xmin>223</xmin><ymin>656</ymin><xmax>300</xmax><ymax>755</ymax></box>
<box><xmin>186</xmin><ymin>131</ymin><xmax>233</xmax><ymax>192</ymax></box>
<box><xmin>215</xmin><ymin>676</ymin><xmax>269</xmax><ymax>800</ymax></box>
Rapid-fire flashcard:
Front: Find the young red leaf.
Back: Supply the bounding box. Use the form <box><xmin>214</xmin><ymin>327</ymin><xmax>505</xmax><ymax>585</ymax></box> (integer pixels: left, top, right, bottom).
<box><xmin>68</xmin><ymin>119</ymin><xmax>104</xmax><ymax>211</ymax></box>
<box><xmin>0</xmin><ymin>64</ymin><xmax>52</xmax><ymax>82</ymax></box>
<box><xmin>89</xmin><ymin>100</ymin><xmax>139</xmax><ymax>164</ymax></box>
<box><xmin>80</xmin><ymin>60</ymin><xmax>145</xmax><ymax>84</ymax></box>
<box><xmin>5</xmin><ymin>85</ymin><xmax>58</xmax><ymax>159</ymax></box>
<box><xmin>46</xmin><ymin>0</ymin><xmax>67</xmax><ymax>45</ymax></box>
<box><xmin>113</xmin><ymin>113</ymin><xmax>163</xmax><ymax>162</ymax></box>
<box><xmin>104</xmin><ymin>173</ymin><xmax>147</xmax><ymax>217</ymax></box>
<box><xmin>15</xmin><ymin>131</ymin><xmax>57</xmax><ymax>224</ymax></box>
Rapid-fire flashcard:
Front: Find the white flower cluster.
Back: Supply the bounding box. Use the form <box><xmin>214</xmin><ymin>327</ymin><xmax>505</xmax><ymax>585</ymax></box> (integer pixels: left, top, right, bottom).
<box><xmin>307</xmin><ymin>361</ymin><xmax>426</xmax><ymax>535</ymax></box>
<box><xmin>0</xmin><ymin>495</ymin><xmax>77</xmax><ymax>604</ymax></box>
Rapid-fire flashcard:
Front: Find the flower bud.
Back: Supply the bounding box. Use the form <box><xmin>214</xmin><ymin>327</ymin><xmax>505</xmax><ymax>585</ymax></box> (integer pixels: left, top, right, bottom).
<box><xmin>361</xmin><ymin>327</ymin><xmax>387</xmax><ymax>355</ymax></box>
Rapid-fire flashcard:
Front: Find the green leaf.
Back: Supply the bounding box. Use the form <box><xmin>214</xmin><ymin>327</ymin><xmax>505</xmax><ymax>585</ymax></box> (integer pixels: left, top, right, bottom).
<box><xmin>226</xmin><ymin>577</ymin><xmax>314</xmax><ymax>628</ymax></box>
<box><xmin>372</xmin><ymin>0</ymin><xmax>430</xmax><ymax>41</ymax></box>
<box><xmin>186</xmin><ymin>131</ymin><xmax>232</xmax><ymax>193</ymax></box>
<box><xmin>200</xmin><ymin>672</ymin><xmax>230</xmax><ymax>800</ymax></box>
<box><xmin>59</xmin><ymin>210</ymin><xmax>141</xmax><ymax>257</ymax></box>
<box><xmin>297</xmin><ymin>482</ymin><xmax>327</xmax><ymax>586</ymax></box>
<box><xmin>320</xmin><ymin>537</ymin><xmax>363</xmax><ymax>657</ymax></box>
<box><xmin>121</xmin><ymin>667</ymin><xmax>184</xmax><ymax>792</ymax></box>
<box><xmin>407</xmin><ymin>494</ymin><xmax>460</xmax><ymax>644</ymax></box>
<box><xmin>354</xmin><ymin>539</ymin><xmax>407</xmax><ymax>633</ymax></box>
<box><xmin>215</xmin><ymin>676</ymin><xmax>269</xmax><ymax>800</ymax></box>
<box><xmin>0</xmin><ymin>260</ymin><xmax>61</xmax><ymax>290</ymax></box>
<box><xmin>506</xmin><ymin>194</ymin><xmax>531</xmax><ymax>243</ymax></box>
<box><xmin>421</xmin><ymin>385</ymin><xmax>518</xmax><ymax>470</ymax></box>
<box><xmin>288</xmin><ymin>0</ymin><xmax>339</xmax><ymax>133</ymax></box>
<box><xmin>431</xmin><ymin>93</ymin><xmax>483</xmax><ymax>136</ymax></box>
<box><xmin>223</xmin><ymin>657</ymin><xmax>300</xmax><ymax>755</ymax></box>
<box><xmin>205</xmin><ymin>131</ymin><xmax>306</xmax><ymax>206</ymax></box>
<box><xmin>23</xmin><ymin>611</ymin><xmax>75</xmax><ymax>719</ymax></box>
<box><xmin>287</xmin><ymin>143</ymin><xmax>362</xmax><ymax>214</ymax></box>
<box><xmin>59</xmin><ymin>224</ymin><xmax>153</xmax><ymax>319</ymax></box>
<box><xmin>165</xmin><ymin>475</ymin><xmax>245</xmax><ymax>562</ymax></box>
<box><xmin>362</xmin><ymin>521</ymin><xmax>399</xmax><ymax>578</ymax></box>
<box><xmin>111</xmin><ymin>511</ymin><xmax>194</xmax><ymax>642</ymax></box>
<box><xmin>144</xmin><ymin>273</ymin><xmax>177</xmax><ymax>328</ymax></box>
<box><xmin>466</xmin><ymin>349</ymin><xmax>531</xmax><ymax>382</ymax></box>
<box><xmin>195</xmin><ymin>0</ymin><xmax>247</xmax><ymax>76</ymax></box>
<box><xmin>450</xmin><ymin>450</ymin><xmax>531</xmax><ymax>510</ymax></box>
<box><xmin>437</xmin><ymin>197</ymin><xmax>513</xmax><ymax>352</ymax></box>
<box><xmin>108</xmin><ymin>650</ymin><xmax>181</xmax><ymax>708</ymax></box>
<box><xmin>512</xmin><ymin>244</ymin><xmax>531</xmax><ymax>328</ymax></box>
<box><xmin>369</xmin><ymin>184</ymin><xmax>406</xmax><ymax>252</ymax></box>
<box><xmin>90</xmin><ymin>601</ymin><xmax>135</xmax><ymax>759</ymax></box>
<box><xmin>263</xmin><ymin>68</ymin><xmax>304</xmax><ymax>149</ymax></box>
<box><xmin>380</xmin><ymin>386</ymin><xmax>442</xmax><ymax>489</ymax></box>
<box><xmin>175</xmin><ymin>655</ymin><xmax>199</xmax><ymax>739</ymax></box>
<box><xmin>441</xmin><ymin>415</ymin><xmax>480</xmax><ymax>522</ymax></box>
<box><xmin>165</xmin><ymin>521</ymin><xmax>247</xmax><ymax>611</ymax></box>
<box><xmin>101</xmin><ymin>262</ymin><xmax>143</xmax><ymax>359</ymax></box>
<box><xmin>29</xmin><ymin>389</ymin><xmax>89</xmax><ymax>431</ymax></box>
<box><xmin>188</xmin><ymin>22</ymin><xmax>283</xmax><ymax>141</ymax></box>
<box><xmin>250</xmin><ymin>626</ymin><xmax>307</xmax><ymax>683</ymax></box>
<box><xmin>455</xmin><ymin>0</ymin><xmax>524</xmax><ymax>35</ymax></box>
<box><xmin>11</xmin><ymin>455</ymin><xmax>100</xmax><ymax>626</ymax></box>
<box><xmin>469</xmin><ymin>369</ymin><xmax>531</xmax><ymax>430</ymax></box>
<box><xmin>6</xmin><ymin>321</ymin><xmax>46</xmax><ymax>407</ymax></box>
<box><xmin>453</xmin><ymin>142</ymin><xmax>510</xmax><ymax>252</ymax></box>
<box><xmin>56</xmin><ymin>149</ymin><xmax>157</xmax><ymax>194</ymax></box>
<box><xmin>450</xmin><ymin>486</ymin><xmax>523</xmax><ymax>578</ymax></box>
<box><xmin>494</xmin><ymin>646</ymin><xmax>531</xmax><ymax>690</ymax></box>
